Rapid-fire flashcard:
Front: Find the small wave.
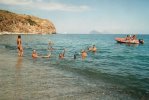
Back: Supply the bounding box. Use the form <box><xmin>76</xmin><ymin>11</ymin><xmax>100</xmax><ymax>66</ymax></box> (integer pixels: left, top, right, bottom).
<box><xmin>4</xmin><ymin>44</ymin><xmax>16</xmax><ymax>50</ymax></box>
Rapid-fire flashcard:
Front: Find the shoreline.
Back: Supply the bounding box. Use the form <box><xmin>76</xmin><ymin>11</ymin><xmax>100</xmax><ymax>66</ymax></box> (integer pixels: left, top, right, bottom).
<box><xmin>0</xmin><ymin>32</ymin><xmax>56</xmax><ymax>35</ymax></box>
<box><xmin>1</xmin><ymin>32</ymin><xmax>149</xmax><ymax>35</ymax></box>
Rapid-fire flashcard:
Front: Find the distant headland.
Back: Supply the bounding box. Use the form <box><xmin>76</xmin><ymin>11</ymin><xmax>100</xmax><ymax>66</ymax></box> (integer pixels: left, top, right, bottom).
<box><xmin>0</xmin><ymin>10</ymin><xmax>56</xmax><ymax>34</ymax></box>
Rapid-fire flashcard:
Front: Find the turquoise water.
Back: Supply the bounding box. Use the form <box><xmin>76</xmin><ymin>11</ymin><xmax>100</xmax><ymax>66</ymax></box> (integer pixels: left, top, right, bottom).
<box><xmin>0</xmin><ymin>34</ymin><xmax>149</xmax><ymax>99</ymax></box>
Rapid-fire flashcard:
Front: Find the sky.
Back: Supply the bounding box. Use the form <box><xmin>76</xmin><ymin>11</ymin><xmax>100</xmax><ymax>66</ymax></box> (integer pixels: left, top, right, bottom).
<box><xmin>0</xmin><ymin>0</ymin><xmax>149</xmax><ymax>34</ymax></box>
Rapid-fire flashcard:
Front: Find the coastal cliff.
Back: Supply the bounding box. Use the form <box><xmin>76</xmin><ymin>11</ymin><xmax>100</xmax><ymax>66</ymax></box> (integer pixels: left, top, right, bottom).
<box><xmin>0</xmin><ymin>10</ymin><xmax>56</xmax><ymax>34</ymax></box>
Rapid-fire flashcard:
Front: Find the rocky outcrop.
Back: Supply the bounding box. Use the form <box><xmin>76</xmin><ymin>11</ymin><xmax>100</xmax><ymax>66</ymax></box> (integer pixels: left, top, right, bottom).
<box><xmin>0</xmin><ymin>10</ymin><xmax>56</xmax><ymax>34</ymax></box>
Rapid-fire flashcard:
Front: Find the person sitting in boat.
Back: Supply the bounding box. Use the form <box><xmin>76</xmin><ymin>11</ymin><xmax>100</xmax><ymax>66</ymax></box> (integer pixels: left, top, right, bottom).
<box><xmin>125</xmin><ymin>35</ymin><xmax>131</xmax><ymax>41</ymax></box>
<box><xmin>131</xmin><ymin>35</ymin><xmax>137</xmax><ymax>40</ymax></box>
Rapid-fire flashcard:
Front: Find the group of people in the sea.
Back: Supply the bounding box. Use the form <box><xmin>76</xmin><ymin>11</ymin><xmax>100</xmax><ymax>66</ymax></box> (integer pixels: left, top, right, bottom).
<box><xmin>17</xmin><ymin>35</ymin><xmax>97</xmax><ymax>59</ymax></box>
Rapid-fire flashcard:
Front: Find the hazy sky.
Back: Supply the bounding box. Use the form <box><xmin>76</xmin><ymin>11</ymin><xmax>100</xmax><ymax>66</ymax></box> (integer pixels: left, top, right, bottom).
<box><xmin>0</xmin><ymin>0</ymin><xmax>149</xmax><ymax>34</ymax></box>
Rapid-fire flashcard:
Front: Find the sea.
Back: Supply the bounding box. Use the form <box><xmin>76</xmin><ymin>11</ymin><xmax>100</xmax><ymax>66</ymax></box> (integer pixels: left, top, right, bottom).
<box><xmin>0</xmin><ymin>34</ymin><xmax>149</xmax><ymax>100</ymax></box>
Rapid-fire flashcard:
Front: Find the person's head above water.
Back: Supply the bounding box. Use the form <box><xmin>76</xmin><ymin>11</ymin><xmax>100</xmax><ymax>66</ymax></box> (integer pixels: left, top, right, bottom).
<box><xmin>33</xmin><ymin>50</ymin><xmax>37</xmax><ymax>53</ymax></box>
<box><xmin>82</xmin><ymin>50</ymin><xmax>86</xmax><ymax>53</ymax></box>
<box><xmin>18</xmin><ymin>35</ymin><xmax>21</xmax><ymax>38</ymax></box>
<box><xmin>32</xmin><ymin>49</ymin><xmax>38</xmax><ymax>58</ymax></box>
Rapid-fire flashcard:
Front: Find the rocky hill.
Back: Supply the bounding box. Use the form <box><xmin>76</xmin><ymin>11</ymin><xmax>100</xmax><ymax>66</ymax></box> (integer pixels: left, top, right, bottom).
<box><xmin>0</xmin><ymin>10</ymin><xmax>56</xmax><ymax>34</ymax></box>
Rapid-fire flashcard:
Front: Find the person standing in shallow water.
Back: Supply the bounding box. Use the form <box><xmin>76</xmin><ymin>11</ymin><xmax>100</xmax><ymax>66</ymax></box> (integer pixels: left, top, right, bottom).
<box><xmin>59</xmin><ymin>49</ymin><xmax>65</xmax><ymax>59</ymax></box>
<box><xmin>92</xmin><ymin>45</ymin><xmax>97</xmax><ymax>53</ymax></box>
<box><xmin>88</xmin><ymin>45</ymin><xmax>97</xmax><ymax>53</ymax></box>
<box><xmin>17</xmin><ymin>35</ymin><xmax>23</xmax><ymax>57</ymax></box>
<box><xmin>81</xmin><ymin>50</ymin><xmax>87</xmax><ymax>59</ymax></box>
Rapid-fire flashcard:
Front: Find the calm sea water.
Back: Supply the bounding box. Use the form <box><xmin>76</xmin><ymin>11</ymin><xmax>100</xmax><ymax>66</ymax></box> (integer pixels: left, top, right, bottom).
<box><xmin>0</xmin><ymin>34</ymin><xmax>149</xmax><ymax>99</ymax></box>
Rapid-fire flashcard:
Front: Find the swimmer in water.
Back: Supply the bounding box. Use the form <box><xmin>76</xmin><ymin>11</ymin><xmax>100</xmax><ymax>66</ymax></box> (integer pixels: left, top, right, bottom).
<box><xmin>74</xmin><ymin>52</ymin><xmax>77</xmax><ymax>59</ymax></box>
<box><xmin>32</xmin><ymin>50</ymin><xmax>38</xmax><ymax>58</ymax></box>
<box><xmin>81</xmin><ymin>50</ymin><xmax>87</xmax><ymax>59</ymax></box>
<box><xmin>59</xmin><ymin>49</ymin><xmax>65</xmax><ymax>59</ymax></box>
<box><xmin>32</xmin><ymin>50</ymin><xmax>51</xmax><ymax>58</ymax></box>
<box><xmin>92</xmin><ymin>45</ymin><xmax>97</xmax><ymax>52</ymax></box>
<box><xmin>87</xmin><ymin>45</ymin><xmax>97</xmax><ymax>52</ymax></box>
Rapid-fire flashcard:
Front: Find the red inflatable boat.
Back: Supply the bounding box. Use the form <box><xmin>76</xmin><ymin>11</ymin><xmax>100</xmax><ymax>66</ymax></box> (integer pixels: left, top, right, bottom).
<box><xmin>115</xmin><ymin>38</ymin><xmax>144</xmax><ymax>44</ymax></box>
